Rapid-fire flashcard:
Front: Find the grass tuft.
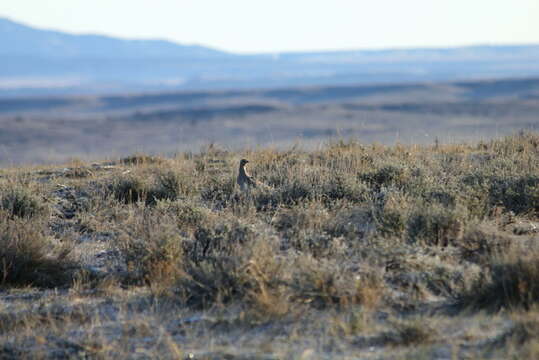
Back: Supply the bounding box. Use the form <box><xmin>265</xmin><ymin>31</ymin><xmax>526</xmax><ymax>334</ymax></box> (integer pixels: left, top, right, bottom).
<box><xmin>1</xmin><ymin>185</ymin><xmax>48</xmax><ymax>219</ymax></box>
<box><xmin>0</xmin><ymin>217</ymin><xmax>74</xmax><ymax>287</ymax></box>
<box><xmin>460</xmin><ymin>253</ymin><xmax>539</xmax><ymax>311</ymax></box>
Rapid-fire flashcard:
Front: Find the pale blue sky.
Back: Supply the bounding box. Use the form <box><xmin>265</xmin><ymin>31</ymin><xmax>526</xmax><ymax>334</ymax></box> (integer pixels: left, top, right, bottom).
<box><xmin>0</xmin><ymin>0</ymin><xmax>538</xmax><ymax>53</ymax></box>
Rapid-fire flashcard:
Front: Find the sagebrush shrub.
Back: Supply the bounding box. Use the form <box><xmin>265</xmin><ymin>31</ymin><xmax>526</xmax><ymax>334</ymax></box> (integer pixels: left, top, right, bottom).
<box><xmin>359</xmin><ymin>165</ymin><xmax>409</xmax><ymax>190</ymax></box>
<box><xmin>120</xmin><ymin>154</ymin><xmax>165</xmax><ymax>165</ymax></box>
<box><xmin>111</xmin><ymin>170</ymin><xmax>192</xmax><ymax>205</ymax></box>
<box><xmin>1</xmin><ymin>186</ymin><xmax>47</xmax><ymax>219</ymax></box>
<box><xmin>154</xmin><ymin>170</ymin><xmax>196</xmax><ymax>200</ymax></box>
<box><xmin>200</xmin><ymin>176</ymin><xmax>235</xmax><ymax>205</ymax></box>
<box><xmin>0</xmin><ymin>217</ymin><xmax>73</xmax><ymax>287</ymax></box>
<box><xmin>407</xmin><ymin>204</ymin><xmax>464</xmax><ymax>246</ymax></box>
<box><xmin>489</xmin><ymin>175</ymin><xmax>539</xmax><ymax>215</ymax></box>
<box><xmin>111</xmin><ymin>176</ymin><xmax>149</xmax><ymax>204</ymax></box>
<box><xmin>460</xmin><ymin>254</ymin><xmax>539</xmax><ymax>311</ymax></box>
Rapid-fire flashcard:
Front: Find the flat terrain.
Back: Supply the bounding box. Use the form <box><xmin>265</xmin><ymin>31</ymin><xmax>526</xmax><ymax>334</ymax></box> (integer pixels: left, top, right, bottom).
<box><xmin>1</xmin><ymin>133</ymin><xmax>539</xmax><ymax>359</ymax></box>
<box><xmin>1</xmin><ymin>77</ymin><xmax>539</xmax><ymax>166</ymax></box>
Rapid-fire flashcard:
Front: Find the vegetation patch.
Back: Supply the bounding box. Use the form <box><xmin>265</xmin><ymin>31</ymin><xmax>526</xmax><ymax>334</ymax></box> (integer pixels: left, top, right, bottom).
<box><xmin>0</xmin><ymin>185</ymin><xmax>48</xmax><ymax>219</ymax></box>
<box><xmin>0</xmin><ymin>217</ymin><xmax>74</xmax><ymax>287</ymax></box>
<box><xmin>460</xmin><ymin>254</ymin><xmax>539</xmax><ymax>311</ymax></box>
<box><xmin>1</xmin><ymin>132</ymin><xmax>539</xmax><ymax>358</ymax></box>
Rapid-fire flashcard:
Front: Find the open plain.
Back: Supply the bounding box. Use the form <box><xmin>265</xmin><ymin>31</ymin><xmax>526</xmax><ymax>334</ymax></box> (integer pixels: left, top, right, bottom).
<box><xmin>1</xmin><ymin>77</ymin><xmax>539</xmax><ymax>166</ymax></box>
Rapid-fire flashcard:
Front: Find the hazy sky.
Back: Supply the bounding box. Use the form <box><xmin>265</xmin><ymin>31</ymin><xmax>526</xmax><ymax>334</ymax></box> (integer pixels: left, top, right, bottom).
<box><xmin>0</xmin><ymin>0</ymin><xmax>538</xmax><ymax>53</ymax></box>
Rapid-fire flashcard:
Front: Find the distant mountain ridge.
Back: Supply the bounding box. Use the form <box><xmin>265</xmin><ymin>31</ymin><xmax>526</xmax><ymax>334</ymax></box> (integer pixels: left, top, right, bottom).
<box><xmin>1</xmin><ymin>17</ymin><xmax>539</xmax><ymax>95</ymax></box>
<box><xmin>0</xmin><ymin>17</ymin><xmax>228</xmax><ymax>58</ymax></box>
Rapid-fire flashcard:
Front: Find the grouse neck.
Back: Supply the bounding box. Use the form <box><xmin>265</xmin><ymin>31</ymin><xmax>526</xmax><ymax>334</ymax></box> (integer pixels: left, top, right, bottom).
<box><xmin>239</xmin><ymin>165</ymin><xmax>249</xmax><ymax>177</ymax></box>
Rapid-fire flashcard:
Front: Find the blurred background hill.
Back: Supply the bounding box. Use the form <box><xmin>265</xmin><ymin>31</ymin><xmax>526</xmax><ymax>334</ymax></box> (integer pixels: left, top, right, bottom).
<box><xmin>0</xmin><ymin>8</ymin><xmax>538</xmax><ymax>165</ymax></box>
<box><xmin>2</xmin><ymin>17</ymin><xmax>539</xmax><ymax>95</ymax></box>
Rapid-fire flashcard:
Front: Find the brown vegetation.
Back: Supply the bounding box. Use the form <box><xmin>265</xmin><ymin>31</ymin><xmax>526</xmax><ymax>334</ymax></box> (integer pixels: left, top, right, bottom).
<box><xmin>1</xmin><ymin>132</ymin><xmax>538</xmax><ymax>358</ymax></box>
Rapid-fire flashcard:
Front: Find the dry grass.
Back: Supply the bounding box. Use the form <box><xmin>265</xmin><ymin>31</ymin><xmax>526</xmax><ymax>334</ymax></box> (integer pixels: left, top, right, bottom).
<box><xmin>460</xmin><ymin>252</ymin><xmax>539</xmax><ymax>311</ymax></box>
<box><xmin>0</xmin><ymin>217</ymin><xmax>75</xmax><ymax>287</ymax></box>
<box><xmin>1</xmin><ymin>132</ymin><xmax>539</xmax><ymax>358</ymax></box>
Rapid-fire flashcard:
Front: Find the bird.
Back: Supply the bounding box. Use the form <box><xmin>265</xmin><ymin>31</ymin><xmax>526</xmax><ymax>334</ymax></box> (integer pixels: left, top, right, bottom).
<box><xmin>237</xmin><ymin>158</ymin><xmax>273</xmax><ymax>192</ymax></box>
<box><xmin>237</xmin><ymin>159</ymin><xmax>258</xmax><ymax>191</ymax></box>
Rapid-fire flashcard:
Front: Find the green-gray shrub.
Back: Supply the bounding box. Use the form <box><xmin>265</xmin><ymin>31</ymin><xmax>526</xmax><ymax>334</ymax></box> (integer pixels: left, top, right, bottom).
<box><xmin>1</xmin><ymin>186</ymin><xmax>47</xmax><ymax>219</ymax></box>
<box><xmin>407</xmin><ymin>205</ymin><xmax>464</xmax><ymax>246</ymax></box>
<box><xmin>0</xmin><ymin>217</ymin><xmax>73</xmax><ymax>287</ymax></box>
<box><xmin>460</xmin><ymin>255</ymin><xmax>539</xmax><ymax>311</ymax></box>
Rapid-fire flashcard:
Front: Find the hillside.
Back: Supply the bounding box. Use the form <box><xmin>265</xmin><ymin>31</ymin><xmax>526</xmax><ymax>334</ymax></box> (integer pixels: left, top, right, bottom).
<box><xmin>2</xmin><ymin>17</ymin><xmax>539</xmax><ymax>94</ymax></box>
<box><xmin>0</xmin><ymin>17</ymin><xmax>227</xmax><ymax>58</ymax></box>
<box><xmin>1</xmin><ymin>133</ymin><xmax>539</xmax><ymax>358</ymax></box>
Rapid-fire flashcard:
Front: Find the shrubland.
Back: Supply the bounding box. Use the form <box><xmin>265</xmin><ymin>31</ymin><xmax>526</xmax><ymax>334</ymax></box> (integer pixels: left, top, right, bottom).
<box><xmin>1</xmin><ymin>132</ymin><xmax>539</xmax><ymax>359</ymax></box>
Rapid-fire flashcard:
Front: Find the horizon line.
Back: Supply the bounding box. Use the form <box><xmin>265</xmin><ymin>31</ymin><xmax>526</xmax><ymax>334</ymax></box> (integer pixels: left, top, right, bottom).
<box><xmin>2</xmin><ymin>15</ymin><xmax>539</xmax><ymax>56</ymax></box>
